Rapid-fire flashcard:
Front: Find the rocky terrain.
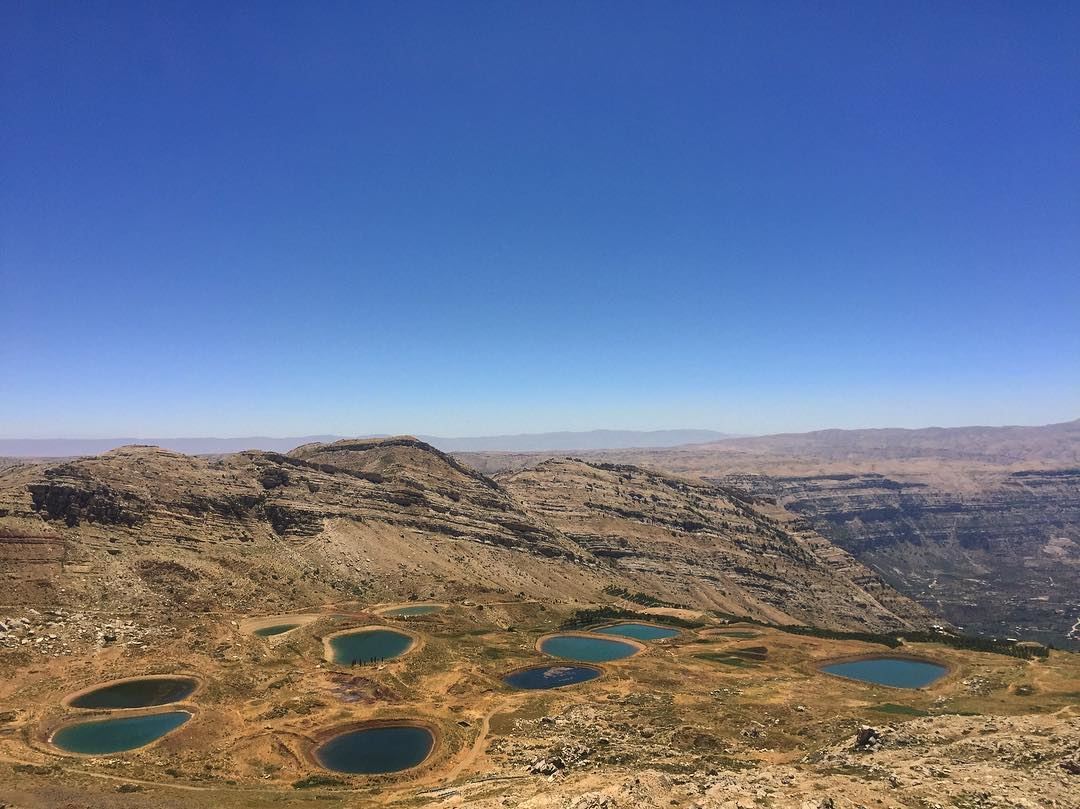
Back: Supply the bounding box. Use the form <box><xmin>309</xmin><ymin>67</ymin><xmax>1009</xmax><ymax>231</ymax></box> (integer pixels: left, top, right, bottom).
<box><xmin>1</xmin><ymin>604</ymin><xmax>1077</xmax><ymax>809</ymax></box>
<box><xmin>472</xmin><ymin>712</ymin><xmax>1080</xmax><ymax>809</ymax></box>
<box><xmin>0</xmin><ymin>438</ymin><xmax>930</xmax><ymax>633</ymax></box>
<box><xmin>718</xmin><ymin>468</ymin><xmax>1080</xmax><ymax>650</ymax></box>
<box><xmin>461</xmin><ymin>420</ymin><xmax>1080</xmax><ymax>650</ymax></box>
<box><xmin>500</xmin><ymin>460</ymin><xmax>930</xmax><ymax>630</ymax></box>
<box><xmin>0</xmin><ymin>437</ymin><xmax>1076</xmax><ymax>809</ymax></box>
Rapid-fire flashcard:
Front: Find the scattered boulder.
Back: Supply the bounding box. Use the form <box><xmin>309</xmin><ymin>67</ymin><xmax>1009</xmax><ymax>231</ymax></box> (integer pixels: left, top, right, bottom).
<box><xmin>527</xmin><ymin>756</ymin><xmax>565</xmax><ymax>776</ymax></box>
<box><xmin>569</xmin><ymin>795</ymin><xmax>616</xmax><ymax>809</ymax></box>
<box><xmin>855</xmin><ymin>726</ymin><xmax>883</xmax><ymax>751</ymax></box>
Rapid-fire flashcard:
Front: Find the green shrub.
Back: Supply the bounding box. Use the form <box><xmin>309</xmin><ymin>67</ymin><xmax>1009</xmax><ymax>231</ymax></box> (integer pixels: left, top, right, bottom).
<box><xmin>561</xmin><ymin>606</ymin><xmax>703</xmax><ymax>631</ymax></box>
<box><xmin>292</xmin><ymin>774</ymin><xmax>346</xmax><ymax>789</ymax></box>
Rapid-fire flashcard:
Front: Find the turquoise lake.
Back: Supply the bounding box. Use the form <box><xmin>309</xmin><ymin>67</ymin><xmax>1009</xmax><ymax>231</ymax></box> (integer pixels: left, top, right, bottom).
<box><xmin>254</xmin><ymin>623</ymin><xmax>300</xmax><ymax>637</ymax></box>
<box><xmin>822</xmin><ymin>657</ymin><xmax>948</xmax><ymax>688</ymax></box>
<box><xmin>52</xmin><ymin>711</ymin><xmax>190</xmax><ymax>754</ymax></box>
<box><xmin>503</xmin><ymin>664</ymin><xmax>602</xmax><ymax>690</ymax></box>
<box><xmin>315</xmin><ymin>725</ymin><xmax>434</xmax><ymax>774</ymax></box>
<box><xmin>69</xmin><ymin>677</ymin><xmax>197</xmax><ymax>709</ymax></box>
<box><xmin>329</xmin><ymin>628</ymin><xmax>413</xmax><ymax>665</ymax></box>
<box><xmin>538</xmin><ymin>634</ymin><xmax>639</xmax><ymax>662</ymax></box>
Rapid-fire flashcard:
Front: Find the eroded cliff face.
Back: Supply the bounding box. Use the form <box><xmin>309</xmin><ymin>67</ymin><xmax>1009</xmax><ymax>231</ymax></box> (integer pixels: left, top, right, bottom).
<box><xmin>0</xmin><ymin>440</ymin><xmax>932</xmax><ymax>633</ymax></box>
<box><xmin>0</xmin><ymin>440</ymin><xmax>590</xmax><ymax>615</ymax></box>
<box><xmin>500</xmin><ymin>459</ymin><xmax>933</xmax><ymax>631</ymax></box>
<box><xmin>719</xmin><ymin>469</ymin><xmax>1080</xmax><ymax>648</ymax></box>
<box><xmin>458</xmin><ymin>420</ymin><xmax>1080</xmax><ymax>649</ymax></box>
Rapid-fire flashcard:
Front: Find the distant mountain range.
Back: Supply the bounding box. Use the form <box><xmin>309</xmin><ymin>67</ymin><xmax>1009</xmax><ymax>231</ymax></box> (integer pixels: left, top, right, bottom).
<box><xmin>454</xmin><ymin>417</ymin><xmax>1080</xmax><ymax>650</ymax></box>
<box><xmin>0</xmin><ymin>429</ymin><xmax>734</xmax><ymax>458</ymax></box>
<box><xmin>420</xmin><ymin>429</ymin><xmax>735</xmax><ymax>452</ymax></box>
<box><xmin>461</xmin><ymin>419</ymin><xmax>1080</xmax><ymax>473</ymax></box>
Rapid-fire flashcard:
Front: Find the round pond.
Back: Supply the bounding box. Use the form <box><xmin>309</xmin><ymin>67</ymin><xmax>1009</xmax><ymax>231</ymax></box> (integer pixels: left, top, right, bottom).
<box><xmin>327</xmin><ymin>628</ymin><xmax>414</xmax><ymax>665</ymax></box>
<box><xmin>538</xmin><ymin>634</ymin><xmax>641</xmax><ymax>662</ymax></box>
<box><xmin>504</xmin><ymin>664</ymin><xmax>602</xmax><ymax>690</ymax></box>
<box><xmin>821</xmin><ymin>657</ymin><xmax>948</xmax><ymax>689</ymax></box>
<box><xmin>68</xmin><ymin>677</ymin><xmax>197</xmax><ymax>710</ymax></box>
<box><xmin>314</xmin><ymin>724</ymin><xmax>435</xmax><ymax>774</ymax></box>
<box><xmin>52</xmin><ymin>711</ymin><xmax>191</xmax><ymax>754</ymax></box>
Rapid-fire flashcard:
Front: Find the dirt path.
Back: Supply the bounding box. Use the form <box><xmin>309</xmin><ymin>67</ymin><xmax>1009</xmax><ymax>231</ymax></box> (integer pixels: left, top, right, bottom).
<box><xmin>444</xmin><ymin>697</ymin><xmax>514</xmax><ymax>782</ymax></box>
<box><xmin>0</xmin><ymin>750</ymin><xmax>219</xmax><ymax>793</ymax></box>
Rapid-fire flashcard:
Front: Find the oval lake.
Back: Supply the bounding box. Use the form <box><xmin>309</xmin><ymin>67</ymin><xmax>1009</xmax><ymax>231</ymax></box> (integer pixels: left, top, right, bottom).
<box><xmin>315</xmin><ymin>725</ymin><xmax>434</xmax><ymax>774</ymax></box>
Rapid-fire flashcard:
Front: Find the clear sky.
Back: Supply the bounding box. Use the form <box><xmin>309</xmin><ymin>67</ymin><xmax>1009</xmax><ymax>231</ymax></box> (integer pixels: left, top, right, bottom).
<box><xmin>2</xmin><ymin>2</ymin><xmax>1078</xmax><ymax>438</ymax></box>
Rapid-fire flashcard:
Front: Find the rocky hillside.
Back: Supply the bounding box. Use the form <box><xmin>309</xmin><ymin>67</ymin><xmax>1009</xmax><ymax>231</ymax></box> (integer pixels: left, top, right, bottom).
<box><xmin>0</xmin><ymin>439</ymin><xmax>587</xmax><ymax>617</ymax></box>
<box><xmin>499</xmin><ymin>459</ymin><xmax>932</xmax><ymax>630</ymax></box>
<box><xmin>465</xmin><ymin>713</ymin><xmax>1080</xmax><ymax>809</ymax></box>
<box><xmin>719</xmin><ymin>467</ymin><xmax>1080</xmax><ymax>648</ymax></box>
<box><xmin>460</xmin><ymin>420</ymin><xmax>1080</xmax><ymax>649</ymax></box>
<box><xmin>0</xmin><ymin>438</ymin><xmax>931</xmax><ymax>633</ymax></box>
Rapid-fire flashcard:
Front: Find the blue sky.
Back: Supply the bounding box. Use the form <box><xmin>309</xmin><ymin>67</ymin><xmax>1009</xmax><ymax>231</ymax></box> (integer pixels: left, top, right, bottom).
<box><xmin>2</xmin><ymin>2</ymin><xmax>1078</xmax><ymax>438</ymax></box>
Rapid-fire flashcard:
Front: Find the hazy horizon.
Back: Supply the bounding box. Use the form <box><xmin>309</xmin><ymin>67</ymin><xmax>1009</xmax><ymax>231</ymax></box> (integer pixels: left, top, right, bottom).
<box><xmin>2</xmin><ymin>416</ymin><xmax>1076</xmax><ymax>446</ymax></box>
<box><xmin>2</xmin><ymin>414</ymin><xmax>1079</xmax><ymax>443</ymax></box>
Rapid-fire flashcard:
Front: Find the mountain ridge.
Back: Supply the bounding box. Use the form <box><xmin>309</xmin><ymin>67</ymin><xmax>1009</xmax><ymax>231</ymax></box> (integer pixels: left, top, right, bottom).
<box><xmin>0</xmin><ymin>429</ymin><xmax>735</xmax><ymax>458</ymax></box>
<box><xmin>0</xmin><ymin>436</ymin><xmax>930</xmax><ymax>633</ymax></box>
<box><xmin>455</xmin><ymin>419</ymin><xmax>1080</xmax><ymax>648</ymax></box>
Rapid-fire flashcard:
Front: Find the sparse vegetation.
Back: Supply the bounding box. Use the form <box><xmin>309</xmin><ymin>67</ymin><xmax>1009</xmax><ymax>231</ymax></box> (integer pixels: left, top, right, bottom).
<box><xmin>694</xmin><ymin>652</ymin><xmax>759</xmax><ymax>667</ymax></box>
<box><xmin>602</xmin><ymin>585</ymin><xmax>689</xmax><ymax>609</ymax></box>
<box><xmin>561</xmin><ymin>605</ymin><xmax>703</xmax><ymax>631</ymax></box>
<box><xmin>2</xmin><ymin>427</ymin><xmax>1076</xmax><ymax>809</ymax></box>
<box><xmin>292</xmin><ymin>774</ymin><xmax>346</xmax><ymax>789</ymax></box>
<box><xmin>710</xmin><ymin>614</ymin><xmax>1051</xmax><ymax>659</ymax></box>
<box><xmin>871</xmin><ymin>703</ymin><xmax>929</xmax><ymax>716</ymax></box>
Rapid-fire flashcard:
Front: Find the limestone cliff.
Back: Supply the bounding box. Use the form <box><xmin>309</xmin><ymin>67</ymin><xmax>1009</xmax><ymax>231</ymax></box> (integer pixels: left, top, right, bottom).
<box><xmin>718</xmin><ymin>468</ymin><xmax>1080</xmax><ymax>647</ymax></box>
<box><xmin>0</xmin><ymin>439</ymin><xmax>933</xmax><ymax>632</ymax></box>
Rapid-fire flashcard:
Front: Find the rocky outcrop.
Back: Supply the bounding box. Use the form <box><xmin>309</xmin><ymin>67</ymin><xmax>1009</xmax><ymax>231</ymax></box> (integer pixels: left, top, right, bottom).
<box><xmin>501</xmin><ymin>459</ymin><xmax>933</xmax><ymax>631</ymax></box>
<box><xmin>474</xmin><ymin>711</ymin><xmax>1080</xmax><ymax>809</ymax></box>
<box><xmin>460</xmin><ymin>420</ymin><xmax>1080</xmax><ymax>648</ymax></box>
<box><xmin>27</xmin><ymin>476</ymin><xmax>146</xmax><ymax>527</ymax></box>
<box><xmin>0</xmin><ymin>440</ymin><xmax>936</xmax><ymax>633</ymax></box>
<box><xmin>0</xmin><ymin>442</ymin><xmax>586</xmax><ymax>615</ymax></box>
<box><xmin>719</xmin><ymin>469</ymin><xmax>1080</xmax><ymax>647</ymax></box>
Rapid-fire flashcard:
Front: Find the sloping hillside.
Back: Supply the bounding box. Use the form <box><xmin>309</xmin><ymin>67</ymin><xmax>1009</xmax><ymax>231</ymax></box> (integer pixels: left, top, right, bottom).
<box><xmin>0</xmin><ymin>440</ymin><xmax>591</xmax><ymax>617</ymax></box>
<box><xmin>0</xmin><ymin>438</ymin><xmax>931</xmax><ymax>633</ymax></box>
<box><xmin>499</xmin><ymin>459</ymin><xmax>932</xmax><ymax>630</ymax></box>
<box><xmin>459</xmin><ymin>420</ymin><xmax>1080</xmax><ymax>647</ymax></box>
<box><xmin>720</xmin><ymin>468</ymin><xmax>1080</xmax><ymax>648</ymax></box>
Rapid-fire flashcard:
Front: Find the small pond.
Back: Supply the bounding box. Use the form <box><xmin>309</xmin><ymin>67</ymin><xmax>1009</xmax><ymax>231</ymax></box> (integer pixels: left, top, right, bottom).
<box><xmin>822</xmin><ymin>657</ymin><xmax>948</xmax><ymax>689</ymax></box>
<box><xmin>538</xmin><ymin>634</ymin><xmax>640</xmax><ymax>662</ymax></box>
<box><xmin>328</xmin><ymin>628</ymin><xmax>414</xmax><ymax>665</ymax></box>
<box><xmin>254</xmin><ymin>623</ymin><xmax>301</xmax><ymax>637</ymax></box>
<box><xmin>504</xmin><ymin>664</ymin><xmax>602</xmax><ymax>690</ymax></box>
<box><xmin>314</xmin><ymin>724</ymin><xmax>435</xmax><ymax>774</ymax></box>
<box><xmin>52</xmin><ymin>711</ymin><xmax>191</xmax><ymax>754</ymax></box>
<box><xmin>594</xmin><ymin>622</ymin><xmax>679</xmax><ymax>641</ymax></box>
<box><xmin>69</xmin><ymin>677</ymin><xmax>197</xmax><ymax>710</ymax></box>
<box><xmin>382</xmin><ymin>605</ymin><xmax>441</xmax><ymax>617</ymax></box>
